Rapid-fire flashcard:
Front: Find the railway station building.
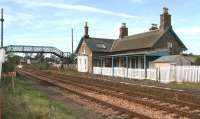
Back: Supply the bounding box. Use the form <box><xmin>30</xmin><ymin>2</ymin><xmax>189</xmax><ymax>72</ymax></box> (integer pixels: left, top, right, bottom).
<box><xmin>75</xmin><ymin>7</ymin><xmax>187</xmax><ymax>79</ymax></box>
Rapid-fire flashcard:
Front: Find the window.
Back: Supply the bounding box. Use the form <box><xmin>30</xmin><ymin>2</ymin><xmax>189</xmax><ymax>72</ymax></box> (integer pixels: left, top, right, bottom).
<box><xmin>96</xmin><ymin>43</ymin><xmax>106</xmax><ymax>49</ymax></box>
<box><xmin>168</xmin><ymin>42</ymin><xmax>173</xmax><ymax>49</ymax></box>
<box><xmin>83</xmin><ymin>47</ymin><xmax>86</xmax><ymax>54</ymax></box>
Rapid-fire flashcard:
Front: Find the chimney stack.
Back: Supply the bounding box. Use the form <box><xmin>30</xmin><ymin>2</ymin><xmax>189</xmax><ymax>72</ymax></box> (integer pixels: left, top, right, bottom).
<box><xmin>119</xmin><ymin>23</ymin><xmax>128</xmax><ymax>39</ymax></box>
<box><xmin>149</xmin><ymin>23</ymin><xmax>158</xmax><ymax>31</ymax></box>
<box><xmin>159</xmin><ymin>7</ymin><xmax>171</xmax><ymax>30</ymax></box>
<box><xmin>84</xmin><ymin>21</ymin><xmax>89</xmax><ymax>38</ymax></box>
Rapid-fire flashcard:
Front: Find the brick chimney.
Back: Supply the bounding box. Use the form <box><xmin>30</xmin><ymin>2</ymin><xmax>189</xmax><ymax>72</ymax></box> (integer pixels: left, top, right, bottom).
<box><xmin>84</xmin><ymin>21</ymin><xmax>89</xmax><ymax>38</ymax></box>
<box><xmin>119</xmin><ymin>23</ymin><xmax>128</xmax><ymax>39</ymax></box>
<box><xmin>159</xmin><ymin>7</ymin><xmax>171</xmax><ymax>30</ymax></box>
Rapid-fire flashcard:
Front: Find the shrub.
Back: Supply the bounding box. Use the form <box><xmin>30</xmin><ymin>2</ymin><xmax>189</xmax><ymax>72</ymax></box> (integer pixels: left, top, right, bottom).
<box><xmin>2</xmin><ymin>55</ymin><xmax>20</xmax><ymax>73</ymax></box>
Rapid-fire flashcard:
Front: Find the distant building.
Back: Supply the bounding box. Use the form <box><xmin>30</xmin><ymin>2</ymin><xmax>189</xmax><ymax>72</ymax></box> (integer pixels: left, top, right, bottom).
<box><xmin>75</xmin><ymin>7</ymin><xmax>187</xmax><ymax>73</ymax></box>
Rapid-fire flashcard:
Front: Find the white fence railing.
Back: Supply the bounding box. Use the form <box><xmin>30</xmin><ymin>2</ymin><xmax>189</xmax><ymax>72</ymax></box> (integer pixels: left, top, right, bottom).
<box><xmin>93</xmin><ymin>66</ymin><xmax>200</xmax><ymax>83</ymax></box>
<box><xmin>159</xmin><ymin>66</ymin><xmax>200</xmax><ymax>83</ymax></box>
<box><xmin>93</xmin><ymin>67</ymin><xmax>157</xmax><ymax>80</ymax></box>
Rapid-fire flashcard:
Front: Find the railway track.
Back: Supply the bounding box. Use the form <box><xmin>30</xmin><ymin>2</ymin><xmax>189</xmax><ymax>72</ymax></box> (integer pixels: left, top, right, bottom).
<box><xmin>18</xmin><ymin>69</ymin><xmax>200</xmax><ymax>119</ymax></box>
<box><xmin>53</xmin><ymin>73</ymin><xmax>200</xmax><ymax>108</ymax></box>
<box><xmin>18</xmin><ymin>70</ymin><xmax>153</xmax><ymax>119</ymax></box>
<box><xmin>35</xmin><ymin>71</ymin><xmax>200</xmax><ymax>118</ymax></box>
<box><xmin>51</xmin><ymin>71</ymin><xmax>200</xmax><ymax>105</ymax></box>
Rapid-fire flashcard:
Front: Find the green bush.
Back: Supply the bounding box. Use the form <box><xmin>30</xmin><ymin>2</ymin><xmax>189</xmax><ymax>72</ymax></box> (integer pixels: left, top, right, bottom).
<box><xmin>2</xmin><ymin>55</ymin><xmax>20</xmax><ymax>73</ymax></box>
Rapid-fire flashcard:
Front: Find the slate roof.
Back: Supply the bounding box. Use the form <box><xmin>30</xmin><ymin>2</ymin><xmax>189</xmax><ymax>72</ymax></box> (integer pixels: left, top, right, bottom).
<box><xmin>75</xmin><ymin>37</ymin><xmax>115</xmax><ymax>53</ymax></box>
<box><xmin>111</xmin><ymin>29</ymin><xmax>162</xmax><ymax>52</ymax></box>
<box><xmin>152</xmin><ymin>55</ymin><xmax>193</xmax><ymax>65</ymax></box>
<box><xmin>85</xmin><ymin>37</ymin><xmax>115</xmax><ymax>52</ymax></box>
<box><xmin>76</xmin><ymin>27</ymin><xmax>187</xmax><ymax>54</ymax></box>
<box><xmin>111</xmin><ymin>27</ymin><xmax>187</xmax><ymax>52</ymax></box>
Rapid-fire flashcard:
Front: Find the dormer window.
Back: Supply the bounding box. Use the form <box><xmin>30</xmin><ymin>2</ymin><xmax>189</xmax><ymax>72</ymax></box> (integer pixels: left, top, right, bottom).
<box><xmin>96</xmin><ymin>43</ymin><xmax>106</xmax><ymax>49</ymax></box>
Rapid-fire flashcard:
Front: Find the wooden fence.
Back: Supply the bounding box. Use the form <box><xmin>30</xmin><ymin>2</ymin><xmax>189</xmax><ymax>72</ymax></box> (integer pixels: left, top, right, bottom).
<box><xmin>93</xmin><ymin>66</ymin><xmax>200</xmax><ymax>83</ymax></box>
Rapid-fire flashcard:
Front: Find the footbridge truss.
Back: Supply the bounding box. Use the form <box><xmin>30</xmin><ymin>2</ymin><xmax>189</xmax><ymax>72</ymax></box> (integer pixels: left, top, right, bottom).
<box><xmin>5</xmin><ymin>45</ymin><xmax>71</xmax><ymax>58</ymax></box>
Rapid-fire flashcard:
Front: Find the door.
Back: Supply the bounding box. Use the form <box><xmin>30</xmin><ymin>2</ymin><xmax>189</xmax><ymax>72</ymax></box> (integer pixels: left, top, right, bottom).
<box><xmin>77</xmin><ymin>56</ymin><xmax>88</xmax><ymax>72</ymax></box>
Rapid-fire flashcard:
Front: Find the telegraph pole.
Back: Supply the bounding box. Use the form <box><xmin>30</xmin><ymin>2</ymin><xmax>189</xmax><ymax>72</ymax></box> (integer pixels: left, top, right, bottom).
<box><xmin>71</xmin><ymin>28</ymin><xmax>74</xmax><ymax>54</ymax></box>
<box><xmin>0</xmin><ymin>8</ymin><xmax>4</xmax><ymax>48</ymax></box>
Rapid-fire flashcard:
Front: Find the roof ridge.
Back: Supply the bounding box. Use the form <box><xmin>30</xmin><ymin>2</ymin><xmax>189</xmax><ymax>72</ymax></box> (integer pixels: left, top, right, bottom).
<box><xmin>123</xmin><ymin>29</ymin><xmax>160</xmax><ymax>39</ymax></box>
<box><xmin>88</xmin><ymin>37</ymin><xmax>116</xmax><ymax>41</ymax></box>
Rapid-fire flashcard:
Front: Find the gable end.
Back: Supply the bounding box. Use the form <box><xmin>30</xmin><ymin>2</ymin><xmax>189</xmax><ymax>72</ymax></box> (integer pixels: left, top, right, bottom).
<box><xmin>152</xmin><ymin>28</ymin><xmax>187</xmax><ymax>54</ymax></box>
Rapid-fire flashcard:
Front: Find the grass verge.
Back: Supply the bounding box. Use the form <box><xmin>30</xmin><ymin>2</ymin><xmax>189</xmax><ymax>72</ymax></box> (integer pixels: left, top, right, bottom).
<box><xmin>1</xmin><ymin>77</ymin><xmax>79</xmax><ymax>119</ymax></box>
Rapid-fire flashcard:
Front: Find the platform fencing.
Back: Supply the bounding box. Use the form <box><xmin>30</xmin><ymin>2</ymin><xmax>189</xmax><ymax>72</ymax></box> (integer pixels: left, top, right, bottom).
<box><xmin>159</xmin><ymin>66</ymin><xmax>200</xmax><ymax>83</ymax></box>
<box><xmin>93</xmin><ymin>66</ymin><xmax>200</xmax><ymax>83</ymax></box>
<box><xmin>93</xmin><ymin>67</ymin><xmax>157</xmax><ymax>80</ymax></box>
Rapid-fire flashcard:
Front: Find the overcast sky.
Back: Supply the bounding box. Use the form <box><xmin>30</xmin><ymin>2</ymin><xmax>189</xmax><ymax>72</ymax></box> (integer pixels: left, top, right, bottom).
<box><xmin>1</xmin><ymin>0</ymin><xmax>200</xmax><ymax>54</ymax></box>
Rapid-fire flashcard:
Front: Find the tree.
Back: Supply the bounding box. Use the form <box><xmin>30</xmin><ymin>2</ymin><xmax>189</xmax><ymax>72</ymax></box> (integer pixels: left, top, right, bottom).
<box><xmin>34</xmin><ymin>52</ymin><xmax>45</xmax><ymax>62</ymax></box>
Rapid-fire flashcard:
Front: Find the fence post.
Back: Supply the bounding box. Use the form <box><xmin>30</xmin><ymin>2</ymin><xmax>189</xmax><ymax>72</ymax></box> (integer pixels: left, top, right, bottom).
<box><xmin>144</xmin><ymin>55</ymin><xmax>147</xmax><ymax>79</ymax></box>
<box><xmin>173</xmin><ymin>65</ymin><xmax>176</xmax><ymax>82</ymax></box>
<box><xmin>126</xmin><ymin>56</ymin><xmax>128</xmax><ymax>79</ymax></box>
<box><xmin>158</xmin><ymin>67</ymin><xmax>161</xmax><ymax>82</ymax></box>
<box><xmin>112</xmin><ymin>56</ymin><xmax>114</xmax><ymax>79</ymax></box>
<box><xmin>156</xmin><ymin>68</ymin><xmax>158</xmax><ymax>82</ymax></box>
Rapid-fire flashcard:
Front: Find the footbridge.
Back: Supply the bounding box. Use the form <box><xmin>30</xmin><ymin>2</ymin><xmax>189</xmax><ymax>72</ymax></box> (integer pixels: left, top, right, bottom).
<box><xmin>5</xmin><ymin>45</ymin><xmax>71</xmax><ymax>58</ymax></box>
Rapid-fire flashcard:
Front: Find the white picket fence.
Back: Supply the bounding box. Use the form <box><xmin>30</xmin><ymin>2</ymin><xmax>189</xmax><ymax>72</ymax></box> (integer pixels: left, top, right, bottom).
<box><xmin>93</xmin><ymin>67</ymin><xmax>157</xmax><ymax>80</ymax></box>
<box><xmin>93</xmin><ymin>66</ymin><xmax>200</xmax><ymax>83</ymax></box>
<box><xmin>159</xmin><ymin>66</ymin><xmax>200</xmax><ymax>83</ymax></box>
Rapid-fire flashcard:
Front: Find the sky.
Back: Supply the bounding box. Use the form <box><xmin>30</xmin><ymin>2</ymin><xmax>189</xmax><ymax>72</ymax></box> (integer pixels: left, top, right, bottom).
<box><xmin>0</xmin><ymin>0</ymin><xmax>200</xmax><ymax>54</ymax></box>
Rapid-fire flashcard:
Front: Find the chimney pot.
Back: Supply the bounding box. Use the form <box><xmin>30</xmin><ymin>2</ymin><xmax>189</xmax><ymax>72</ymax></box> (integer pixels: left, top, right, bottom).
<box><xmin>163</xmin><ymin>7</ymin><xmax>169</xmax><ymax>14</ymax></box>
<box><xmin>122</xmin><ymin>23</ymin><xmax>126</xmax><ymax>27</ymax></box>
<box><xmin>149</xmin><ymin>23</ymin><xmax>158</xmax><ymax>31</ymax></box>
<box><xmin>85</xmin><ymin>21</ymin><xmax>88</xmax><ymax>27</ymax></box>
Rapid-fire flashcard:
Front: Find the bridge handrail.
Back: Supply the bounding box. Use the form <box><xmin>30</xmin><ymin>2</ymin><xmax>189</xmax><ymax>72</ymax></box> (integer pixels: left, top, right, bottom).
<box><xmin>5</xmin><ymin>45</ymin><xmax>71</xmax><ymax>58</ymax></box>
